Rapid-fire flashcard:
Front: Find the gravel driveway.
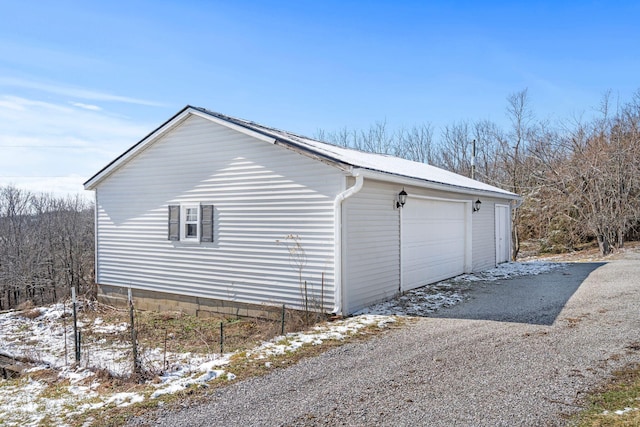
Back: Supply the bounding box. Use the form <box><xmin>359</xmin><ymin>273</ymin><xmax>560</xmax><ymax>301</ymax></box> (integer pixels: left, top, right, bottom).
<box><xmin>129</xmin><ymin>251</ymin><xmax>640</xmax><ymax>426</ymax></box>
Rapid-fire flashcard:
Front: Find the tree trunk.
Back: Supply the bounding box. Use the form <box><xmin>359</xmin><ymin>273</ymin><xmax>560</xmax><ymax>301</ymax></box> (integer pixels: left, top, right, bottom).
<box><xmin>597</xmin><ymin>234</ymin><xmax>611</xmax><ymax>256</ymax></box>
<box><xmin>511</xmin><ymin>225</ymin><xmax>520</xmax><ymax>261</ymax></box>
<box><xmin>618</xmin><ymin>228</ymin><xmax>625</xmax><ymax>249</ymax></box>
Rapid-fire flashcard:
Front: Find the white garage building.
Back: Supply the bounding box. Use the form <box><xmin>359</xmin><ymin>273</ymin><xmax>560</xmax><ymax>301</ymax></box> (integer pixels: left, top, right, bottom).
<box><xmin>84</xmin><ymin>106</ymin><xmax>518</xmax><ymax>316</ymax></box>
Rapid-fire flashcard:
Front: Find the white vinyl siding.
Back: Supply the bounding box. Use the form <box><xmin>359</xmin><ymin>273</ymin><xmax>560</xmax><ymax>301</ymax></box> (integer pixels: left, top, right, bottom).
<box><xmin>471</xmin><ymin>199</ymin><xmax>497</xmax><ymax>270</ymax></box>
<box><xmin>342</xmin><ymin>180</ymin><xmax>400</xmax><ymax>313</ymax></box>
<box><xmin>95</xmin><ymin>115</ymin><xmax>342</xmax><ymax>311</ymax></box>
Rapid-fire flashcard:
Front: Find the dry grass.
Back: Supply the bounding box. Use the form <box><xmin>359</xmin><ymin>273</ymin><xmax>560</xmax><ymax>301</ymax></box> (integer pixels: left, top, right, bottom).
<box><xmin>82</xmin><ymin>303</ymin><xmax>329</xmax><ymax>360</ymax></box>
<box><xmin>15</xmin><ymin>300</ymin><xmax>43</xmax><ymax>319</ymax></box>
<box><xmin>520</xmin><ymin>240</ymin><xmax>640</xmax><ymax>264</ymax></box>
<box><xmin>574</xmin><ymin>363</ymin><xmax>640</xmax><ymax>426</ymax></box>
<box><xmin>70</xmin><ymin>300</ymin><xmax>339</xmax><ymax>386</ymax></box>
<box><xmin>20</xmin><ymin>307</ymin><xmax>43</xmax><ymax>319</ymax></box>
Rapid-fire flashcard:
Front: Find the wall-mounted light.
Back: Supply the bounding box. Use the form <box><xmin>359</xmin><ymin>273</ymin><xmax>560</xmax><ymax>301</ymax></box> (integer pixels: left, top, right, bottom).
<box><xmin>396</xmin><ymin>188</ymin><xmax>408</xmax><ymax>208</ymax></box>
<box><xmin>472</xmin><ymin>199</ymin><xmax>482</xmax><ymax>212</ymax></box>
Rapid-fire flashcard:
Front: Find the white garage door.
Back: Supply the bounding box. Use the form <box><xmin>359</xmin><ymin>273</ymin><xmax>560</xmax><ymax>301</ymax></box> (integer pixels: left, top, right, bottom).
<box><xmin>402</xmin><ymin>198</ymin><xmax>468</xmax><ymax>291</ymax></box>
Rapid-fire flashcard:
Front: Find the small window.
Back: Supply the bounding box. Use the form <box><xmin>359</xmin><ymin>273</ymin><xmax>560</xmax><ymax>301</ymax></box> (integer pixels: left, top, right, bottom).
<box><xmin>182</xmin><ymin>205</ymin><xmax>200</xmax><ymax>241</ymax></box>
<box><xmin>168</xmin><ymin>204</ymin><xmax>214</xmax><ymax>242</ymax></box>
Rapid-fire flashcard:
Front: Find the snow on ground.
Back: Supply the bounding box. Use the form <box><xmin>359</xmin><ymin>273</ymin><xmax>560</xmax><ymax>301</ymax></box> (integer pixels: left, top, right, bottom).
<box><xmin>0</xmin><ymin>261</ymin><xmax>559</xmax><ymax>426</ymax></box>
<box><xmin>602</xmin><ymin>407</ymin><xmax>639</xmax><ymax>416</ymax></box>
<box><xmin>0</xmin><ymin>302</ymin><xmax>132</xmax><ymax>374</ymax></box>
<box><xmin>0</xmin><ymin>309</ymin><xmax>397</xmax><ymax>426</ymax></box>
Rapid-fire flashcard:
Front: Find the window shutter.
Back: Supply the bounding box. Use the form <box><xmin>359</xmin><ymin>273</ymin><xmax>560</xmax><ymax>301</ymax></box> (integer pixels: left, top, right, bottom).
<box><xmin>200</xmin><ymin>205</ymin><xmax>214</xmax><ymax>242</ymax></box>
<box><xmin>168</xmin><ymin>205</ymin><xmax>180</xmax><ymax>241</ymax></box>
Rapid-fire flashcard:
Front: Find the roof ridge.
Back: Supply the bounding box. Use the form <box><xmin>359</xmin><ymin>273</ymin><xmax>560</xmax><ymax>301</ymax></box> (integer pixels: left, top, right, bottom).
<box><xmin>190</xmin><ymin>106</ymin><xmax>380</xmax><ymax>156</ymax></box>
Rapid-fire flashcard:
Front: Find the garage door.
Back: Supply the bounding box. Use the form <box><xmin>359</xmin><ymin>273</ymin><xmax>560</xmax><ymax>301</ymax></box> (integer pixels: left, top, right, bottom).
<box><xmin>402</xmin><ymin>198</ymin><xmax>468</xmax><ymax>291</ymax></box>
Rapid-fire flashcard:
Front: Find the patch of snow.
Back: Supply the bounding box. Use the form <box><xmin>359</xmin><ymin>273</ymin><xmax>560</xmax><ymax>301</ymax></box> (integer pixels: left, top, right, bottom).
<box><xmin>60</xmin><ymin>366</ymin><xmax>95</xmax><ymax>384</ymax></box>
<box><xmin>92</xmin><ymin>319</ymin><xmax>128</xmax><ymax>334</ymax></box>
<box><xmin>0</xmin><ymin>378</ymin><xmax>50</xmax><ymax>426</ymax></box>
<box><xmin>105</xmin><ymin>392</ymin><xmax>144</xmax><ymax>407</ymax></box>
<box><xmin>150</xmin><ymin>369</ymin><xmax>228</xmax><ymax>399</ymax></box>
<box><xmin>248</xmin><ymin>314</ymin><xmax>395</xmax><ymax>359</ymax></box>
<box><xmin>460</xmin><ymin>261</ymin><xmax>561</xmax><ymax>281</ymax></box>
<box><xmin>603</xmin><ymin>407</ymin><xmax>638</xmax><ymax>416</ymax></box>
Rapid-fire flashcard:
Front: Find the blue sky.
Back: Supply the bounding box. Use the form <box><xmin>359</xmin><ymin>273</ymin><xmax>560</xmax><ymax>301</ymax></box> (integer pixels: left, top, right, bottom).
<box><xmin>1</xmin><ymin>1</ymin><xmax>639</xmax><ymax>194</ymax></box>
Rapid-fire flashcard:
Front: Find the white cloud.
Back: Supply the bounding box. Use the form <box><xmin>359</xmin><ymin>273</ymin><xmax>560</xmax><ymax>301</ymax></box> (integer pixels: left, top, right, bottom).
<box><xmin>0</xmin><ymin>95</ymin><xmax>154</xmax><ymax>195</ymax></box>
<box><xmin>0</xmin><ymin>76</ymin><xmax>166</xmax><ymax>107</ymax></box>
<box><xmin>71</xmin><ymin>102</ymin><xmax>102</xmax><ymax>111</ymax></box>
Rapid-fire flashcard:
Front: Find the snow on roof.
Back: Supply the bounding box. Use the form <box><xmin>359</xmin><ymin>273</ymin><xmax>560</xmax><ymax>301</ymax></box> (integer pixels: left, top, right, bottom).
<box><xmin>194</xmin><ymin>107</ymin><xmax>518</xmax><ymax>198</ymax></box>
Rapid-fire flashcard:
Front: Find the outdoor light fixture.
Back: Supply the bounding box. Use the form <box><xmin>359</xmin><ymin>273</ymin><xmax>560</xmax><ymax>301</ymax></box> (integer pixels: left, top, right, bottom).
<box><xmin>473</xmin><ymin>199</ymin><xmax>482</xmax><ymax>212</ymax></box>
<box><xmin>396</xmin><ymin>188</ymin><xmax>408</xmax><ymax>208</ymax></box>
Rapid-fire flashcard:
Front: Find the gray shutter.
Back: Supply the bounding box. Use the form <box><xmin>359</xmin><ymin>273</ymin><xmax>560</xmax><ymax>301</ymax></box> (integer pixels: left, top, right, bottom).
<box><xmin>201</xmin><ymin>204</ymin><xmax>214</xmax><ymax>242</ymax></box>
<box><xmin>168</xmin><ymin>205</ymin><xmax>180</xmax><ymax>241</ymax></box>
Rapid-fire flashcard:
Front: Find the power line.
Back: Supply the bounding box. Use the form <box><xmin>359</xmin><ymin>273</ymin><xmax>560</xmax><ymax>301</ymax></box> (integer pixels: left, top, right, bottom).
<box><xmin>0</xmin><ymin>145</ymin><xmax>89</xmax><ymax>148</ymax></box>
<box><xmin>0</xmin><ymin>176</ymin><xmax>81</xmax><ymax>178</ymax></box>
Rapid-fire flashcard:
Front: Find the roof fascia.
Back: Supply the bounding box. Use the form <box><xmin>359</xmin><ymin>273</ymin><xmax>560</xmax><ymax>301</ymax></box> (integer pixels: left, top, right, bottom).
<box><xmin>354</xmin><ymin>168</ymin><xmax>521</xmax><ymax>201</ymax></box>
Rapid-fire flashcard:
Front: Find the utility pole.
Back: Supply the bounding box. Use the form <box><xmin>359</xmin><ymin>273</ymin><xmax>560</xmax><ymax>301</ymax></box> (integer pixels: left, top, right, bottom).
<box><xmin>471</xmin><ymin>139</ymin><xmax>476</xmax><ymax>180</ymax></box>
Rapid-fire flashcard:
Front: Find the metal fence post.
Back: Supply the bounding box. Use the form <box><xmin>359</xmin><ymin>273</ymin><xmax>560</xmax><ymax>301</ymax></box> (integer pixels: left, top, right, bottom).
<box><xmin>72</xmin><ymin>287</ymin><xmax>80</xmax><ymax>363</ymax></box>
<box><xmin>220</xmin><ymin>321</ymin><xmax>224</xmax><ymax>354</ymax></box>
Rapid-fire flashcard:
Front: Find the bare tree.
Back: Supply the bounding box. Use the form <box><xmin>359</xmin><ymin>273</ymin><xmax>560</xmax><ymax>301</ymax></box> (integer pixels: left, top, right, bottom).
<box><xmin>397</xmin><ymin>124</ymin><xmax>435</xmax><ymax>164</ymax></box>
<box><xmin>357</xmin><ymin>120</ymin><xmax>398</xmax><ymax>155</ymax></box>
<box><xmin>548</xmin><ymin>93</ymin><xmax>640</xmax><ymax>255</ymax></box>
<box><xmin>315</xmin><ymin>127</ymin><xmax>357</xmax><ymax>149</ymax></box>
<box><xmin>501</xmin><ymin>88</ymin><xmax>537</xmax><ymax>260</ymax></box>
<box><xmin>438</xmin><ymin>121</ymin><xmax>473</xmax><ymax>176</ymax></box>
<box><xmin>0</xmin><ymin>186</ymin><xmax>94</xmax><ymax>309</ymax></box>
<box><xmin>471</xmin><ymin>120</ymin><xmax>504</xmax><ymax>185</ymax></box>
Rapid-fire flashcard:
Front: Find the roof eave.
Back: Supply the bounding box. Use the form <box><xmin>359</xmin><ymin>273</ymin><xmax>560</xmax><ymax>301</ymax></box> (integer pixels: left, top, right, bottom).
<box><xmin>353</xmin><ymin>168</ymin><xmax>520</xmax><ymax>200</ymax></box>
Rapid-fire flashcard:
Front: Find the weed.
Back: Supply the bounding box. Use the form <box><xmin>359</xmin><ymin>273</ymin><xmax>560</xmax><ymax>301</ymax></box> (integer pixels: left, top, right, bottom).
<box><xmin>20</xmin><ymin>307</ymin><xmax>43</xmax><ymax>319</ymax></box>
<box><xmin>275</xmin><ymin>337</ymin><xmax>293</xmax><ymax>346</ymax></box>
<box><xmin>573</xmin><ymin>363</ymin><xmax>640</xmax><ymax>426</ymax></box>
<box><xmin>16</xmin><ymin>300</ymin><xmax>35</xmax><ymax>310</ymax></box>
<box><xmin>277</xmin><ymin>234</ymin><xmax>330</xmax><ymax>323</ymax></box>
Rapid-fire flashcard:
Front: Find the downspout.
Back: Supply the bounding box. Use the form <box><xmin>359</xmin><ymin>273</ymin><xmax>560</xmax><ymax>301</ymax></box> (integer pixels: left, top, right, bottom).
<box><xmin>332</xmin><ymin>173</ymin><xmax>364</xmax><ymax>315</ymax></box>
<box><xmin>512</xmin><ymin>198</ymin><xmax>524</xmax><ymax>209</ymax></box>
<box><xmin>93</xmin><ymin>190</ymin><xmax>99</xmax><ymax>286</ymax></box>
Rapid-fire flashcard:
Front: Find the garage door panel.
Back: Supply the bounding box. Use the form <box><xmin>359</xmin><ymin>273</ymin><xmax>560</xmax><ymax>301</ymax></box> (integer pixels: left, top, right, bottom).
<box><xmin>402</xmin><ymin>198</ymin><xmax>468</xmax><ymax>291</ymax></box>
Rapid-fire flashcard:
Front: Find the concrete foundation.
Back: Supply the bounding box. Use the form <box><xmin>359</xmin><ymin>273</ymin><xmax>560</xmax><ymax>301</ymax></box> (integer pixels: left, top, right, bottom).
<box><xmin>97</xmin><ymin>284</ymin><xmax>284</xmax><ymax>320</ymax></box>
